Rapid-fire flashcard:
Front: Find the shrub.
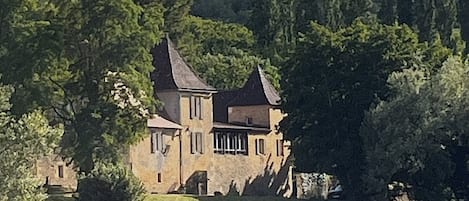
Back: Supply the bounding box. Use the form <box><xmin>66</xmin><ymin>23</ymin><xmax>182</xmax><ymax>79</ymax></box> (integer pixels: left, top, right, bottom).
<box><xmin>77</xmin><ymin>163</ymin><xmax>146</xmax><ymax>201</ymax></box>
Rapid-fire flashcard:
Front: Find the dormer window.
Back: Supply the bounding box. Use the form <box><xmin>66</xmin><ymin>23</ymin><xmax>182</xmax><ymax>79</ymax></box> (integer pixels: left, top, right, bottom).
<box><xmin>190</xmin><ymin>96</ymin><xmax>202</xmax><ymax>119</ymax></box>
<box><xmin>245</xmin><ymin>117</ymin><xmax>253</xmax><ymax>126</ymax></box>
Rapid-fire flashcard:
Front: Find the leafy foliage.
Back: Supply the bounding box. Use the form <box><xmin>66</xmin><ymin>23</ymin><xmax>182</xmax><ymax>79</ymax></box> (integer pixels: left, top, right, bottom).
<box><xmin>190</xmin><ymin>48</ymin><xmax>280</xmax><ymax>90</ymax></box>
<box><xmin>361</xmin><ymin>57</ymin><xmax>469</xmax><ymax>200</ymax></box>
<box><xmin>191</xmin><ymin>0</ymin><xmax>252</xmax><ymax>25</ymax></box>
<box><xmin>77</xmin><ymin>163</ymin><xmax>146</xmax><ymax>201</ymax></box>
<box><xmin>172</xmin><ymin>15</ymin><xmax>280</xmax><ymax>90</ymax></box>
<box><xmin>0</xmin><ymin>0</ymin><xmax>165</xmax><ymax>173</ymax></box>
<box><xmin>0</xmin><ymin>84</ymin><xmax>63</xmax><ymax>201</ymax></box>
<box><xmin>280</xmin><ymin>19</ymin><xmax>451</xmax><ymax>199</ymax></box>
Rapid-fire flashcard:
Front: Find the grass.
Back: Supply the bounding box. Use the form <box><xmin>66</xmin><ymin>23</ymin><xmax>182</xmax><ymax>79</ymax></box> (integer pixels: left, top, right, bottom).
<box><xmin>145</xmin><ymin>194</ymin><xmax>308</xmax><ymax>201</ymax></box>
<box><xmin>46</xmin><ymin>194</ymin><xmax>311</xmax><ymax>201</ymax></box>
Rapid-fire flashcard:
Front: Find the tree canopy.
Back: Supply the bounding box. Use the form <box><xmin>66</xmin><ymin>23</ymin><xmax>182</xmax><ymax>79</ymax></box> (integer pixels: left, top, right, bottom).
<box><xmin>280</xmin><ymin>19</ymin><xmax>451</xmax><ymax>200</ymax></box>
<box><xmin>0</xmin><ymin>84</ymin><xmax>62</xmax><ymax>201</ymax></box>
<box><xmin>0</xmin><ymin>0</ymin><xmax>165</xmax><ymax>173</ymax></box>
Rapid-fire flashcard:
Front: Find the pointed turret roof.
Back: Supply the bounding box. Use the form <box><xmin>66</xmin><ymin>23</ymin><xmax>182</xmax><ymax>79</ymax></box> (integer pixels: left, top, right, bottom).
<box><xmin>229</xmin><ymin>66</ymin><xmax>281</xmax><ymax>106</ymax></box>
<box><xmin>151</xmin><ymin>37</ymin><xmax>216</xmax><ymax>92</ymax></box>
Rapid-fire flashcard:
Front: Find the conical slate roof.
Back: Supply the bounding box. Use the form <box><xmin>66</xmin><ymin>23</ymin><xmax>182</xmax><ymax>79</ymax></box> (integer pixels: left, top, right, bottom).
<box><xmin>229</xmin><ymin>66</ymin><xmax>281</xmax><ymax>106</ymax></box>
<box><xmin>151</xmin><ymin>37</ymin><xmax>216</xmax><ymax>92</ymax></box>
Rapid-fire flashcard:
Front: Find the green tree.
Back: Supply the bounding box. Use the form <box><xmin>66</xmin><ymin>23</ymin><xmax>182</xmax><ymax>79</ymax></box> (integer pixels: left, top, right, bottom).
<box><xmin>191</xmin><ymin>0</ymin><xmax>252</xmax><ymax>25</ymax></box>
<box><xmin>162</xmin><ymin>0</ymin><xmax>194</xmax><ymax>38</ymax></box>
<box><xmin>77</xmin><ymin>162</ymin><xmax>146</xmax><ymax>201</ymax></box>
<box><xmin>375</xmin><ymin>0</ymin><xmax>459</xmax><ymax>47</ymax></box>
<box><xmin>361</xmin><ymin>56</ymin><xmax>469</xmax><ymax>200</ymax></box>
<box><xmin>190</xmin><ymin>48</ymin><xmax>280</xmax><ymax>90</ymax></box>
<box><xmin>458</xmin><ymin>0</ymin><xmax>469</xmax><ymax>53</ymax></box>
<box><xmin>174</xmin><ymin>15</ymin><xmax>280</xmax><ymax>90</ymax></box>
<box><xmin>0</xmin><ymin>84</ymin><xmax>63</xmax><ymax>201</ymax></box>
<box><xmin>0</xmin><ymin>0</ymin><xmax>165</xmax><ymax>173</ymax></box>
<box><xmin>280</xmin><ymin>19</ymin><xmax>450</xmax><ymax>200</ymax></box>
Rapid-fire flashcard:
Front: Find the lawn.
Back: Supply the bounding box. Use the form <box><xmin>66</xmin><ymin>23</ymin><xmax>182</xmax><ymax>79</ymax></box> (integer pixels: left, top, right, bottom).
<box><xmin>145</xmin><ymin>194</ymin><xmax>308</xmax><ymax>201</ymax></box>
<box><xmin>47</xmin><ymin>194</ymin><xmax>308</xmax><ymax>201</ymax></box>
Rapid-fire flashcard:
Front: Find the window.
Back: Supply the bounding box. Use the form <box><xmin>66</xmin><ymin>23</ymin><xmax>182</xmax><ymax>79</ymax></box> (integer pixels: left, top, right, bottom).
<box><xmin>246</xmin><ymin>117</ymin><xmax>253</xmax><ymax>125</ymax></box>
<box><xmin>150</xmin><ymin>129</ymin><xmax>164</xmax><ymax>153</ymax></box>
<box><xmin>276</xmin><ymin>139</ymin><xmax>284</xmax><ymax>156</ymax></box>
<box><xmin>191</xmin><ymin>132</ymin><xmax>204</xmax><ymax>154</ymax></box>
<box><xmin>214</xmin><ymin>132</ymin><xmax>248</xmax><ymax>155</ymax></box>
<box><xmin>58</xmin><ymin>165</ymin><xmax>64</xmax><ymax>178</ymax></box>
<box><xmin>190</xmin><ymin>96</ymin><xmax>203</xmax><ymax>119</ymax></box>
<box><xmin>157</xmin><ymin>173</ymin><xmax>162</xmax><ymax>183</ymax></box>
<box><xmin>256</xmin><ymin>139</ymin><xmax>265</xmax><ymax>155</ymax></box>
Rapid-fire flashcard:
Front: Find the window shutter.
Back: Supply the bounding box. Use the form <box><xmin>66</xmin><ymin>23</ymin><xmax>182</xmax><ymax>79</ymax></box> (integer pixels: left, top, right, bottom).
<box><xmin>198</xmin><ymin>97</ymin><xmax>203</xmax><ymax>120</ymax></box>
<box><xmin>158</xmin><ymin>132</ymin><xmax>164</xmax><ymax>152</ymax></box>
<box><xmin>150</xmin><ymin>131</ymin><xmax>155</xmax><ymax>153</ymax></box>
<box><xmin>255</xmin><ymin>139</ymin><xmax>258</xmax><ymax>155</ymax></box>
<box><xmin>276</xmin><ymin>140</ymin><xmax>284</xmax><ymax>156</ymax></box>
<box><xmin>199</xmin><ymin>132</ymin><xmax>205</xmax><ymax>154</ymax></box>
<box><xmin>191</xmin><ymin>132</ymin><xmax>196</xmax><ymax>154</ymax></box>
<box><xmin>258</xmin><ymin>139</ymin><xmax>265</xmax><ymax>155</ymax></box>
<box><xmin>190</xmin><ymin>96</ymin><xmax>195</xmax><ymax>119</ymax></box>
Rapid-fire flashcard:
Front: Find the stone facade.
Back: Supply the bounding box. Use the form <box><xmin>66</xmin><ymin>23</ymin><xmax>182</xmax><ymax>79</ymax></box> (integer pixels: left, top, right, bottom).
<box><xmin>128</xmin><ymin>128</ymin><xmax>182</xmax><ymax>193</ymax></box>
<box><xmin>34</xmin><ymin>38</ymin><xmax>293</xmax><ymax>197</ymax></box>
<box><xmin>35</xmin><ymin>154</ymin><xmax>77</xmax><ymax>191</ymax></box>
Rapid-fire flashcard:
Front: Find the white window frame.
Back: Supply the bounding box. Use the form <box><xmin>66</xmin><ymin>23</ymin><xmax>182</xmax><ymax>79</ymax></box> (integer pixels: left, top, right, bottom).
<box><xmin>213</xmin><ymin>131</ymin><xmax>247</xmax><ymax>155</ymax></box>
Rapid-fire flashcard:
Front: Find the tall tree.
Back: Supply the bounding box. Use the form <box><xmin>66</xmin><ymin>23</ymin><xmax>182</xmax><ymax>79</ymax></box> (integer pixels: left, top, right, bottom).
<box><xmin>162</xmin><ymin>0</ymin><xmax>194</xmax><ymax>39</ymax></box>
<box><xmin>375</xmin><ymin>0</ymin><xmax>459</xmax><ymax>47</ymax></box>
<box><xmin>0</xmin><ymin>84</ymin><xmax>62</xmax><ymax>201</ymax></box>
<box><xmin>0</xmin><ymin>0</ymin><xmax>165</xmax><ymax>173</ymax></box>
<box><xmin>361</xmin><ymin>56</ymin><xmax>469</xmax><ymax>200</ymax></box>
<box><xmin>191</xmin><ymin>0</ymin><xmax>252</xmax><ymax>25</ymax></box>
<box><xmin>175</xmin><ymin>16</ymin><xmax>280</xmax><ymax>90</ymax></box>
<box><xmin>280</xmin><ymin>19</ymin><xmax>451</xmax><ymax>200</ymax></box>
<box><xmin>458</xmin><ymin>0</ymin><xmax>469</xmax><ymax>53</ymax></box>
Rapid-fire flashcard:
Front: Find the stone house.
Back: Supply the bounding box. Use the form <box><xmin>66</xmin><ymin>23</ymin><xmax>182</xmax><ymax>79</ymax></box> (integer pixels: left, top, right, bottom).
<box><xmin>133</xmin><ymin>38</ymin><xmax>293</xmax><ymax>196</ymax></box>
<box><xmin>35</xmin><ymin>37</ymin><xmax>292</xmax><ymax>197</ymax></box>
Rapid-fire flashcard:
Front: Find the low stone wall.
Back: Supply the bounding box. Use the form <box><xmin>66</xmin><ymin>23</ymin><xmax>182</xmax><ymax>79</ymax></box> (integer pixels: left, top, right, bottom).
<box><xmin>295</xmin><ymin>173</ymin><xmax>331</xmax><ymax>200</ymax></box>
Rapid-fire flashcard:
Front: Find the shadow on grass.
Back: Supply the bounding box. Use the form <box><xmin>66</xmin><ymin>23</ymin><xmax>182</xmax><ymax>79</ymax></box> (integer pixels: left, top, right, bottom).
<box><xmin>46</xmin><ymin>195</ymin><xmax>76</xmax><ymax>201</ymax></box>
<box><xmin>146</xmin><ymin>194</ymin><xmax>323</xmax><ymax>201</ymax></box>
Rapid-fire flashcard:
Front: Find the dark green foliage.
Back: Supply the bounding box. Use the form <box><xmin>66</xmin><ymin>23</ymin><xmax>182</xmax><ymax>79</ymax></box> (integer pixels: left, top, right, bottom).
<box><xmin>375</xmin><ymin>0</ymin><xmax>459</xmax><ymax>48</ymax></box>
<box><xmin>77</xmin><ymin>163</ymin><xmax>146</xmax><ymax>201</ymax></box>
<box><xmin>458</xmin><ymin>0</ymin><xmax>469</xmax><ymax>53</ymax></box>
<box><xmin>191</xmin><ymin>0</ymin><xmax>252</xmax><ymax>25</ymax></box>
<box><xmin>280</xmin><ymin>19</ymin><xmax>451</xmax><ymax>200</ymax></box>
<box><xmin>163</xmin><ymin>0</ymin><xmax>193</xmax><ymax>38</ymax></box>
<box><xmin>361</xmin><ymin>57</ymin><xmax>469</xmax><ymax>200</ymax></box>
<box><xmin>190</xmin><ymin>48</ymin><xmax>280</xmax><ymax>90</ymax></box>
<box><xmin>0</xmin><ymin>0</ymin><xmax>165</xmax><ymax>173</ymax></box>
<box><xmin>173</xmin><ymin>16</ymin><xmax>280</xmax><ymax>90</ymax></box>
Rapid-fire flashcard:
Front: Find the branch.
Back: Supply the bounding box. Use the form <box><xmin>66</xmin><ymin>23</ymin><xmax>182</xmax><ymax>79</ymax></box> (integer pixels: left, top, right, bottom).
<box><xmin>48</xmin><ymin>77</ymin><xmax>77</xmax><ymax>117</ymax></box>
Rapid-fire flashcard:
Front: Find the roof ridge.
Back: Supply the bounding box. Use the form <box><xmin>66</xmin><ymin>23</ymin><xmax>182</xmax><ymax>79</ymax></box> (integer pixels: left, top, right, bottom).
<box><xmin>166</xmin><ymin>38</ymin><xmax>215</xmax><ymax>91</ymax></box>
<box><xmin>228</xmin><ymin>65</ymin><xmax>280</xmax><ymax>106</ymax></box>
<box><xmin>152</xmin><ymin>37</ymin><xmax>216</xmax><ymax>92</ymax></box>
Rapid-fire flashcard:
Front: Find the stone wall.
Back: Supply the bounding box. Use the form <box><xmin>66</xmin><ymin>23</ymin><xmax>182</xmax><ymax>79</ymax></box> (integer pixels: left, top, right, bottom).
<box><xmin>126</xmin><ymin>92</ymin><xmax>294</xmax><ymax>197</ymax></box>
<box><xmin>35</xmin><ymin>154</ymin><xmax>77</xmax><ymax>191</ymax></box>
<box><xmin>295</xmin><ymin>173</ymin><xmax>332</xmax><ymax>200</ymax></box>
<box><xmin>228</xmin><ymin>105</ymin><xmax>271</xmax><ymax>127</ymax></box>
<box><xmin>128</xmin><ymin>129</ymin><xmax>181</xmax><ymax>193</ymax></box>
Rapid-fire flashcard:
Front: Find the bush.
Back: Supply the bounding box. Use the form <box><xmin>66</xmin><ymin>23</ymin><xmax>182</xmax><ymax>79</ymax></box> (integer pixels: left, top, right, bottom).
<box><xmin>77</xmin><ymin>163</ymin><xmax>146</xmax><ymax>201</ymax></box>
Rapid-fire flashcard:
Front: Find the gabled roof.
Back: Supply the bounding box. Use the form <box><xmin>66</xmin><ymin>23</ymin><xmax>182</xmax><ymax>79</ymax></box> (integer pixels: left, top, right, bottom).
<box><xmin>229</xmin><ymin>66</ymin><xmax>281</xmax><ymax>106</ymax></box>
<box><xmin>147</xmin><ymin>115</ymin><xmax>182</xmax><ymax>130</ymax></box>
<box><xmin>151</xmin><ymin>37</ymin><xmax>216</xmax><ymax>92</ymax></box>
